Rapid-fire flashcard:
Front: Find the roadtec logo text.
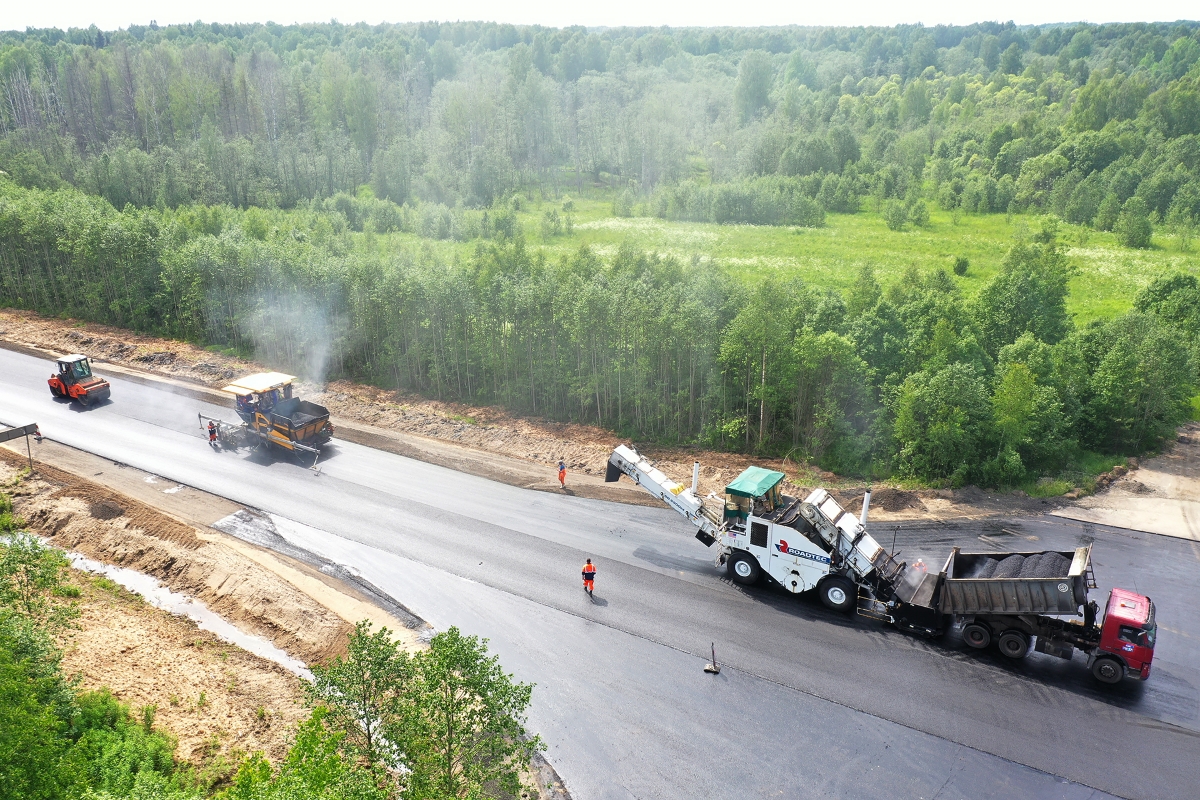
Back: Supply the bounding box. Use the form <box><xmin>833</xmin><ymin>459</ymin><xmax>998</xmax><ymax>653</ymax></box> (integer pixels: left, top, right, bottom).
<box><xmin>776</xmin><ymin>540</ymin><xmax>831</xmax><ymax>564</ymax></box>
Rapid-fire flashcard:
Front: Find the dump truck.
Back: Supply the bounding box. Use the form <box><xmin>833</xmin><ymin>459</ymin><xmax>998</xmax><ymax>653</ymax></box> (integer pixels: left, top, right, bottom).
<box><xmin>892</xmin><ymin>546</ymin><xmax>1156</xmax><ymax>683</ymax></box>
<box><xmin>47</xmin><ymin>355</ymin><xmax>111</xmax><ymax>406</ymax></box>
<box><xmin>605</xmin><ymin>444</ymin><xmax>1157</xmax><ymax>685</ymax></box>
<box><xmin>198</xmin><ymin>372</ymin><xmax>333</xmax><ymax>464</ymax></box>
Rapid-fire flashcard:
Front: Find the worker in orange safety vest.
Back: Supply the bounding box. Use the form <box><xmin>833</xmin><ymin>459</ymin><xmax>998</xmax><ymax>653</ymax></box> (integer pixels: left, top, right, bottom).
<box><xmin>582</xmin><ymin>558</ymin><xmax>596</xmax><ymax>595</ymax></box>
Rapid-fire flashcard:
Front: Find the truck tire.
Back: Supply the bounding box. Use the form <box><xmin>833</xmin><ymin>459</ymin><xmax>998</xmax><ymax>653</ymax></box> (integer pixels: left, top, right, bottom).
<box><xmin>818</xmin><ymin>576</ymin><xmax>855</xmax><ymax>613</ymax></box>
<box><xmin>1091</xmin><ymin>656</ymin><xmax>1125</xmax><ymax>685</ymax></box>
<box><xmin>962</xmin><ymin>623</ymin><xmax>991</xmax><ymax>649</ymax></box>
<box><xmin>998</xmin><ymin>630</ymin><xmax>1030</xmax><ymax>659</ymax></box>
<box><xmin>727</xmin><ymin>552</ymin><xmax>760</xmax><ymax>586</ymax></box>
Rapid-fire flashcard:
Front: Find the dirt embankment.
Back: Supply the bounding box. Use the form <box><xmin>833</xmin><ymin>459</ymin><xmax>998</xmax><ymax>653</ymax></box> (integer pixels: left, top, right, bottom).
<box><xmin>2</xmin><ymin>450</ymin><xmax>356</xmax><ymax>665</ymax></box>
<box><xmin>0</xmin><ymin>308</ymin><xmax>1079</xmax><ymax>520</ymax></box>
<box><xmin>0</xmin><ymin>451</ymin><xmax>429</xmax><ymax>766</ymax></box>
<box><xmin>64</xmin><ymin>573</ymin><xmax>307</xmax><ymax>764</ymax></box>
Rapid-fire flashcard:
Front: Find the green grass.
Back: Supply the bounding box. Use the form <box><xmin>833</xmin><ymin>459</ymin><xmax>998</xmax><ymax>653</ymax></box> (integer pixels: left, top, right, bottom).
<box><xmin>92</xmin><ymin>576</ymin><xmax>121</xmax><ymax>593</ymax></box>
<box><xmin>1026</xmin><ymin>478</ymin><xmax>1073</xmax><ymax>498</ymax></box>
<box><xmin>381</xmin><ymin>197</ymin><xmax>1200</xmax><ymax>325</ymax></box>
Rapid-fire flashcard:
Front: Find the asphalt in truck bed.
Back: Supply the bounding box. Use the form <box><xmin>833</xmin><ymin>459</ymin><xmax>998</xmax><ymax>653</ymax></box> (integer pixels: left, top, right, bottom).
<box><xmin>2</xmin><ymin>346</ymin><xmax>1198</xmax><ymax>800</ymax></box>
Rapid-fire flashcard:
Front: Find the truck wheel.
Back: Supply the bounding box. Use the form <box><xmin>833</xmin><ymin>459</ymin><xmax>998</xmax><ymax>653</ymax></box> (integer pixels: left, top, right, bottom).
<box><xmin>962</xmin><ymin>623</ymin><xmax>991</xmax><ymax>649</ymax></box>
<box><xmin>997</xmin><ymin>630</ymin><xmax>1030</xmax><ymax>659</ymax></box>
<box><xmin>1091</xmin><ymin>656</ymin><xmax>1125</xmax><ymax>685</ymax></box>
<box><xmin>727</xmin><ymin>552</ymin><xmax>760</xmax><ymax>586</ymax></box>
<box><xmin>76</xmin><ymin>393</ymin><xmax>90</xmax><ymax>407</ymax></box>
<box><xmin>818</xmin><ymin>576</ymin><xmax>855</xmax><ymax>613</ymax></box>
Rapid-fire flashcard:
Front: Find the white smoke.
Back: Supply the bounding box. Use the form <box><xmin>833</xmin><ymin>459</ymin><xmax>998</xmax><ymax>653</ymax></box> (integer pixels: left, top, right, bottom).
<box><xmin>240</xmin><ymin>289</ymin><xmax>344</xmax><ymax>384</ymax></box>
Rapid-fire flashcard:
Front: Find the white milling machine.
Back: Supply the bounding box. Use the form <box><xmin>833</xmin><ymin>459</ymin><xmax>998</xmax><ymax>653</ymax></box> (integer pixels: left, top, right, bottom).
<box><xmin>605</xmin><ymin>444</ymin><xmax>910</xmax><ymax>617</ymax></box>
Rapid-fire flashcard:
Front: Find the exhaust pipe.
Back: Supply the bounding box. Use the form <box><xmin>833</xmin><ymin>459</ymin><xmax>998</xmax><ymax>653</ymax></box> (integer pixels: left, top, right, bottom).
<box><xmin>691</xmin><ymin>462</ymin><xmax>700</xmax><ymax>494</ymax></box>
<box><xmin>860</xmin><ymin>488</ymin><xmax>872</xmax><ymax>525</ymax></box>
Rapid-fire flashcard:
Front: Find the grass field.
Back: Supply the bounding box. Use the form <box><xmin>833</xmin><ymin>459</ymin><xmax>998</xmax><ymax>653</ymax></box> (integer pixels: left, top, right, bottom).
<box><xmin>387</xmin><ymin>197</ymin><xmax>1200</xmax><ymax>326</ymax></box>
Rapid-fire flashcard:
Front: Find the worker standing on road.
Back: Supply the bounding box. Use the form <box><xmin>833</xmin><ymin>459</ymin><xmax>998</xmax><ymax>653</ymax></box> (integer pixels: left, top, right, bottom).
<box><xmin>582</xmin><ymin>558</ymin><xmax>596</xmax><ymax>595</ymax></box>
<box><xmin>207</xmin><ymin>421</ymin><xmax>219</xmax><ymax>449</ymax></box>
<box><xmin>558</xmin><ymin>459</ymin><xmax>567</xmax><ymax>489</ymax></box>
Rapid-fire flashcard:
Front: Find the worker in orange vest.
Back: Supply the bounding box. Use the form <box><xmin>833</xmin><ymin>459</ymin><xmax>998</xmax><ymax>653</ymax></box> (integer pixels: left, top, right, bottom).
<box><xmin>582</xmin><ymin>558</ymin><xmax>596</xmax><ymax>595</ymax></box>
<box><xmin>207</xmin><ymin>421</ymin><xmax>219</xmax><ymax>448</ymax></box>
<box><xmin>558</xmin><ymin>460</ymin><xmax>567</xmax><ymax>489</ymax></box>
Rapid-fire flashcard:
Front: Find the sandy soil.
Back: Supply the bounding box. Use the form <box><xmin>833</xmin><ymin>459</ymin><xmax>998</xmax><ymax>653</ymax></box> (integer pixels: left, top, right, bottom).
<box><xmin>1053</xmin><ymin>422</ymin><xmax>1200</xmax><ymax>541</ymax></box>
<box><xmin>0</xmin><ymin>308</ymin><xmax>1076</xmax><ymax>521</ymax></box>
<box><xmin>2</xmin><ymin>451</ymin><xmax>361</xmax><ymax>665</ymax></box>
<box><xmin>62</xmin><ymin>571</ymin><xmax>307</xmax><ymax>765</ymax></box>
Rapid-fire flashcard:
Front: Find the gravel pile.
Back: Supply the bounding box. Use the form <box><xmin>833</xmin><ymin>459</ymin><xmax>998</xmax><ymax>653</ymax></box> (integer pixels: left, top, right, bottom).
<box><xmin>966</xmin><ymin>552</ymin><xmax>1072</xmax><ymax>580</ymax></box>
<box><xmin>992</xmin><ymin>554</ymin><xmax>1026</xmax><ymax>579</ymax></box>
<box><xmin>1018</xmin><ymin>553</ymin><xmax>1045</xmax><ymax>578</ymax></box>
<box><xmin>974</xmin><ymin>558</ymin><xmax>999</xmax><ymax>578</ymax></box>
<box><xmin>1033</xmin><ymin>551</ymin><xmax>1071</xmax><ymax>578</ymax></box>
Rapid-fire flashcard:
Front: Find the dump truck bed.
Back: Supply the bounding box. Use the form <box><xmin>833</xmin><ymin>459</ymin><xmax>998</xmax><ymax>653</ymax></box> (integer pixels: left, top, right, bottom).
<box><xmin>938</xmin><ymin>546</ymin><xmax>1092</xmax><ymax>615</ymax></box>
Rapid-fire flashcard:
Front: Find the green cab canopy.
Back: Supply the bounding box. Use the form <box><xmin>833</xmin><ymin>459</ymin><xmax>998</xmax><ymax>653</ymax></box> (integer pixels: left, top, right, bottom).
<box><xmin>725</xmin><ymin>466</ymin><xmax>786</xmax><ymax>498</ymax></box>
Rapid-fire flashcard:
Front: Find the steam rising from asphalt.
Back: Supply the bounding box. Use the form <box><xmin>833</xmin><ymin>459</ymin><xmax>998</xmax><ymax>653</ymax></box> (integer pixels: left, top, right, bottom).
<box><xmin>241</xmin><ymin>290</ymin><xmax>343</xmax><ymax>384</ymax></box>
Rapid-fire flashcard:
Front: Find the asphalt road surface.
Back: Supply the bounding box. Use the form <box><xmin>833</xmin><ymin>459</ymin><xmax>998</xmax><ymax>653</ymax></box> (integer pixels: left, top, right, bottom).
<box><xmin>3</xmin><ymin>347</ymin><xmax>1198</xmax><ymax>800</ymax></box>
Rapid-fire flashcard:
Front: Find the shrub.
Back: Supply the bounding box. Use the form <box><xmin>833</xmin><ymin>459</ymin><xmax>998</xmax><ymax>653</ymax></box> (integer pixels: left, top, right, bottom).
<box><xmin>1115</xmin><ymin>196</ymin><xmax>1153</xmax><ymax>248</ymax></box>
<box><xmin>882</xmin><ymin>199</ymin><xmax>908</xmax><ymax>231</ymax></box>
<box><xmin>952</xmin><ymin>256</ymin><xmax>969</xmax><ymax>276</ymax></box>
<box><xmin>908</xmin><ymin>199</ymin><xmax>930</xmax><ymax>228</ymax></box>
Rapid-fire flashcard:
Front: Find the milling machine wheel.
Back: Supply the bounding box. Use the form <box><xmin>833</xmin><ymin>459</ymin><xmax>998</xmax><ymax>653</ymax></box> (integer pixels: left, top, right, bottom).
<box><xmin>818</xmin><ymin>576</ymin><xmax>855</xmax><ymax>613</ymax></box>
<box><xmin>727</xmin><ymin>552</ymin><xmax>761</xmax><ymax>586</ymax></box>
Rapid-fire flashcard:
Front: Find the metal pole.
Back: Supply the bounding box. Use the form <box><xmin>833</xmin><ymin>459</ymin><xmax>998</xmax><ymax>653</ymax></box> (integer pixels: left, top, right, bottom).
<box><xmin>26</xmin><ymin>433</ymin><xmax>32</xmax><ymax>474</ymax></box>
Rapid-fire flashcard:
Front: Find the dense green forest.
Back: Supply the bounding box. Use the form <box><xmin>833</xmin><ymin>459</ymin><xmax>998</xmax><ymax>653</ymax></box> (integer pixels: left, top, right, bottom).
<box><xmin>2</xmin><ymin>20</ymin><xmax>1200</xmax><ymax>486</ymax></box>
<box><xmin>3</xmin><ymin>19</ymin><xmax>1200</xmax><ymax>224</ymax></box>
<box><xmin>0</xmin><ymin>490</ymin><xmax>539</xmax><ymax>800</ymax></box>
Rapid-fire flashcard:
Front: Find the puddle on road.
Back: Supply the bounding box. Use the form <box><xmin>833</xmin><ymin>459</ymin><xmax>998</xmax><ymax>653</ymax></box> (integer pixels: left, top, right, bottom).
<box><xmin>67</xmin><ymin>551</ymin><xmax>312</xmax><ymax>679</ymax></box>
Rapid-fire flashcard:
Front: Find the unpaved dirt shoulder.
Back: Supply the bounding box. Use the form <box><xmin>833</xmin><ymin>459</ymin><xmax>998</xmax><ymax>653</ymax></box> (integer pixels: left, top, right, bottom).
<box><xmin>0</xmin><ymin>449</ymin><xmax>424</xmax><ymax>662</ymax></box>
<box><xmin>1052</xmin><ymin>422</ymin><xmax>1200</xmax><ymax>541</ymax></box>
<box><xmin>63</xmin><ymin>570</ymin><xmax>307</xmax><ymax>765</ymax></box>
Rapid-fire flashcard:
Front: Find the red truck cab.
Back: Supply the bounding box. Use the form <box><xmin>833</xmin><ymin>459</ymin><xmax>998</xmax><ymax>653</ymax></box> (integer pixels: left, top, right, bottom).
<box><xmin>1093</xmin><ymin>588</ymin><xmax>1156</xmax><ymax>683</ymax></box>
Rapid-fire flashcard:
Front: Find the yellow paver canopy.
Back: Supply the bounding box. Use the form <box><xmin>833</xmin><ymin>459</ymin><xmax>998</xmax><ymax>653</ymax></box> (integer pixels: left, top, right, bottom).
<box><xmin>220</xmin><ymin>372</ymin><xmax>296</xmax><ymax>396</ymax></box>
